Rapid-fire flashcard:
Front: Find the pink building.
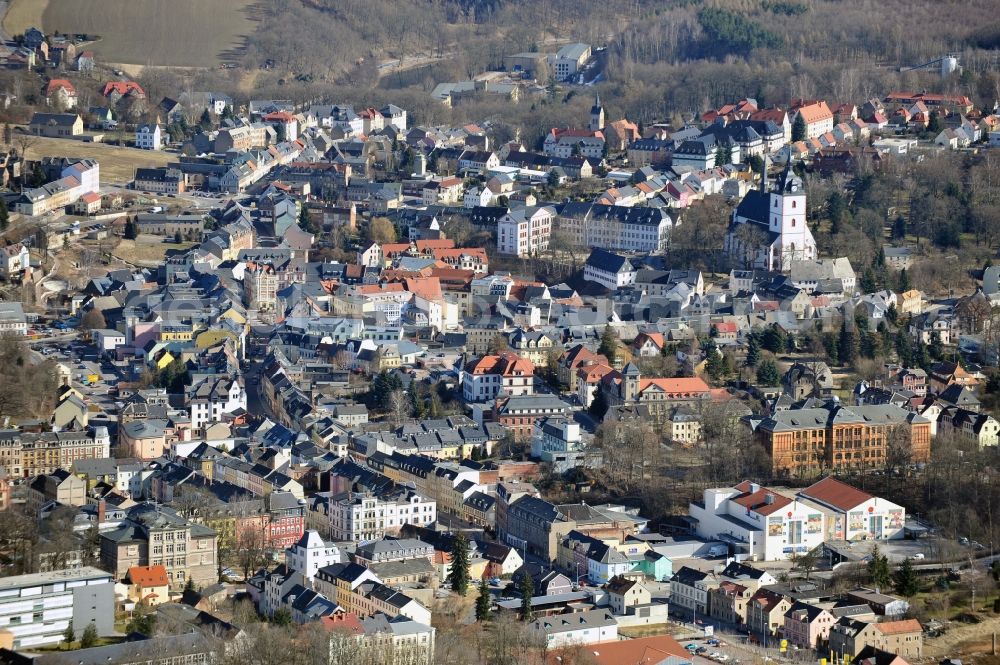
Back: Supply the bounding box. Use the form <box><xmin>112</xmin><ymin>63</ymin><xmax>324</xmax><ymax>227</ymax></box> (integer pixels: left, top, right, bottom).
<box><xmin>784</xmin><ymin>602</ymin><xmax>836</xmax><ymax>648</ymax></box>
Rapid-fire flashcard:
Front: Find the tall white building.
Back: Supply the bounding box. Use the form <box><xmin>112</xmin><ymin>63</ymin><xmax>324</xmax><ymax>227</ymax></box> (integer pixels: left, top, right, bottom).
<box><xmin>0</xmin><ymin>567</ymin><xmax>115</xmax><ymax>649</ymax></box>
<box><xmin>188</xmin><ymin>377</ymin><xmax>246</xmax><ymax>429</ymax></box>
<box><xmin>496</xmin><ymin>206</ymin><xmax>554</xmax><ymax>257</ymax></box>
<box><xmin>328</xmin><ymin>491</ymin><xmax>436</xmax><ymax>543</ymax></box>
<box><xmin>285</xmin><ymin>530</ymin><xmax>342</xmax><ymax>584</ymax></box>
<box><xmin>136</xmin><ymin>124</ymin><xmax>162</xmax><ymax>150</ymax></box>
<box><xmin>725</xmin><ymin>164</ymin><xmax>816</xmax><ymax>272</ymax></box>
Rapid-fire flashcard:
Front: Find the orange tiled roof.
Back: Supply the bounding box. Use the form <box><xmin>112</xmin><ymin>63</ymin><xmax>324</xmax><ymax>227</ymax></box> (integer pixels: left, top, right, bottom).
<box><xmin>126</xmin><ymin>565</ymin><xmax>168</xmax><ymax>588</ymax></box>
<box><xmin>638</xmin><ymin>376</ymin><xmax>711</xmax><ymax>395</ymax></box>
<box><xmin>799</xmin><ymin>476</ymin><xmax>872</xmax><ymax>511</ymax></box>
<box><xmin>874</xmin><ymin>619</ymin><xmax>922</xmax><ymax>635</ymax></box>
<box><xmin>731</xmin><ymin>481</ymin><xmax>791</xmax><ymax>515</ymax></box>
<box><xmin>797</xmin><ymin>101</ymin><xmax>833</xmax><ymax>124</ymax></box>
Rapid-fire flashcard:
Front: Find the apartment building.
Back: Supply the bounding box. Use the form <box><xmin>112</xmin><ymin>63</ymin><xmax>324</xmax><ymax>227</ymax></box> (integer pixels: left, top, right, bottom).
<box><xmin>99</xmin><ymin>503</ymin><xmax>218</xmax><ymax>589</ymax></box>
<box><xmin>0</xmin><ymin>427</ymin><xmax>111</xmax><ymax>479</ymax></box>
<box><xmin>0</xmin><ymin>567</ymin><xmax>114</xmax><ymax>649</ymax></box>
<box><xmin>496</xmin><ymin>206</ymin><xmax>555</xmax><ymax>257</ymax></box>
<box><xmin>312</xmin><ymin>490</ymin><xmax>437</xmax><ymax>543</ymax></box>
<box><xmin>461</xmin><ymin>351</ymin><xmax>535</xmax><ymax>402</ymax></box>
<box><xmin>557</xmin><ymin>203</ymin><xmax>673</xmax><ymax>253</ymax></box>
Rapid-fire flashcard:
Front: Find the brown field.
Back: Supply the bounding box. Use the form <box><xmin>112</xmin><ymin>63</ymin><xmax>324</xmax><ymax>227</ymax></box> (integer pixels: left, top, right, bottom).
<box><xmin>4</xmin><ymin>0</ymin><xmax>256</xmax><ymax>67</ymax></box>
<box><xmin>17</xmin><ymin>134</ymin><xmax>173</xmax><ymax>183</ymax></box>
<box><xmin>112</xmin><ymin>236</ymin><xmax>196</xmax><ymax>266</ymax></box>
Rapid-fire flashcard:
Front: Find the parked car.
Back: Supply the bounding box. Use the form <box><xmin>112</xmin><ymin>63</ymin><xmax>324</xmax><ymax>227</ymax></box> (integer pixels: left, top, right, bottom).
<box><xmin>912</xmin><ymin>552</ymin><xmax>925</xmax><ymax>560</ymax></box>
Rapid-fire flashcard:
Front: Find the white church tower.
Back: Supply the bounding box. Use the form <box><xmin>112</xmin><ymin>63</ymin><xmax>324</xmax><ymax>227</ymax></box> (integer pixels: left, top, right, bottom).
<box><xmin>726</xmin><ymin>162</ymin><xmax>816</xmax><ymax>272</ymax></box>
<box><xmin>589</xmin><ymin>95</ymin><xmax>605</xmax><ymax>132</ymax></box>
<box><xmin>768</xmin><ymin>166</ymin><xmax>815</xmax><ymax>269</ymax></box>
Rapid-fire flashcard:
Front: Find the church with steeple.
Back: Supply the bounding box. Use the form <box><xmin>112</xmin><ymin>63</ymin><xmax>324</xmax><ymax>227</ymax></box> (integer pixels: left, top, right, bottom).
<box><xmin>589</xmin><ymin>95</ymin><xmax>605</xmax><ymax>132</ymax></box>
<box><xmin>724</xmin><ymin>162</ymin><xmax>817</xmax><ymax>272</ymax></box>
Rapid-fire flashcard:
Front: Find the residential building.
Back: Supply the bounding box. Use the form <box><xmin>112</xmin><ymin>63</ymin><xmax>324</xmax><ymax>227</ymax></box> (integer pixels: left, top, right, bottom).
<box><xmin>28</xmin><ymin>469</ymin><xmax>86</xmax><ymax>507</ymax></box>
<box><xmin>670</xmin><ymin>566</ymin><xmax>713</xmax><ymax>615</ymax></box>
<box><xmin>708</xmin><ymin>581</ymin><xmax>753</xmax><ymax>626</ymax></box>
<box><xmin>123</xmin><ymin>565</ymin><xmax>170</xmax><ymax>606</ymax></box>
<box><xmin>0</xmin><ymin>244</ymin><xmax>30</xmax><ymax>279</ymax></box>
<box><xmin>0</xmin><ymin>427</ymin><xmax>111</xmax><ymax>479</ymax></box>
<box><xmin>0</xmin><ymin>567</ymin><xmax>114</xmax><ymax>649</ymax></box>
<box><xmin>530</xmin><ymin>416</ymin><xmax>584</xmax><ymax>470</ymax></box>
<box><xmin>600</xmin><ymin>364</ymin><xmax>712</xmax><ymax>419</ymax></box>
<box><xmin>557</xmin><ymin>203</ymin><xmax>673</xmax><ymax>253</ymax></box>
<box><xmin>583</xmin><ymin>248</ymin><xmax>637</xmax><ymax>290</ymax></box>
<box><xmin>27</xmin><ymin>113</ymin><xmax>82</xmax><ymax>137</ymax></box>
<box><xmin>16</xmin><ymin>159</ymin><xmax>100</xmax><ymax>216</ymax></box>
<box><xmin>312</xmin><ymin>490</ymin><xmax>437</xmax><ymax>543</ymax></box>
<box><xmin>784</xmin><ymin>601</ymin><xmax>836</xmax><ymax>648</ymax></box>
<box><xmin>497</xmin><ymin>206</ymin><xmax>554</xmax><ymax>257</ymax></box>
<box><xmin>793</xmin><ymin>101</ymin><xmax>835</xmax><ymax>138</ymax></box>
<box><xmin>747</xmin><ymin>588</ymin><xmax>792</xmax><ymax>637</ymax></box>
<box><xmin>135</xmin><ymin>124</ymin><xmax>162</xmax><ymax>150</ymax></box>
<box><xmin>0</xmin><ymin>302</ymin><xmax>27</xmax><ymax>335</ymax></box>
<box><xmin>99</xmin><ymin>503</ymin><xmax>218</xmax><ymax>589</ymax></box>
<box><xmin>498</xmin><ymin>491</ymin><xmax>646</xmax><ymax>561</ymax></box>
<box><xmin>529</xmin><ymin>609</ymin><xmax>617</xmax><ymax>648</ymax></box>
<box><xmin>285</xmin><ymin>530</ymin><xmax>343</xmax><ymax>583</ymax></box>
<box><xmin>829</xmin><ymin>618</ymin><xmax>921</xmax><ymax>659</ymax></box>
<box><xmin>461</xmin><ymin>352</ymin><xmax>535</xmax><ymax>402</ymax></box>
<box><xmin>493</xmin><ymin>394</ymin><xmax>571</xmax><ymax>441</ymax></box>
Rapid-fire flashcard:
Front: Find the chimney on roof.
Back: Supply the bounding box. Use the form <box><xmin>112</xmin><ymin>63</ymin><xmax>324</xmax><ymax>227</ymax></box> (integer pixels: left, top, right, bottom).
<box><xmin>765</xmin><ymin>493</ymin><xmax>774</xmax><ymax>505</ymax></box>
<box><xmin>750</xmin><ymin>483</ymin><xmax>760</xmax><ymax>493</ymax></box>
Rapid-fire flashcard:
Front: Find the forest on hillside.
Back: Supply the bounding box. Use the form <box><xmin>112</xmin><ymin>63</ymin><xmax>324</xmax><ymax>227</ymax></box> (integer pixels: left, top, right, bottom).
<box><xmin>118</xmin><ymin>0</ymin><xmax>1000</xmax><ymax>149</ymax></box>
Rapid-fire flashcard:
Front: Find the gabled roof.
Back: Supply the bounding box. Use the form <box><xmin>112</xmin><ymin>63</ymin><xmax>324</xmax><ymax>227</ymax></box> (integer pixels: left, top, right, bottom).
<box><xmin>731</xmin><ymin>480</ymin><xmax>791</xmax><ymax>516</ymax></box>
<box><xmin>798</xmin><ymin>476</ymin><xmax>872</xmax><ymax>511</ymax></box>
<box><xmin>126</xmin><ymin>565</ymin><xmax>169</xmax><ymax>588</ymax></box>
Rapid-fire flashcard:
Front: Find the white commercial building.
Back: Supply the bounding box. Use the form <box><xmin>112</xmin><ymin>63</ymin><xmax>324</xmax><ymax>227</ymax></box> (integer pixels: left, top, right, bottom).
<box><xmin>328</xmin><ymin>491</ymin><xmax>437</xmax><ymax>543</ymax></box>
<box><xmin>689</xmin><ymin>478</ymin><xmax>905</xmax><ymax>561</ymax></box>
<box><xmin>0</xmin><ymin>567</ymin><xmax>115</xmax><ymax>649</ymax></box>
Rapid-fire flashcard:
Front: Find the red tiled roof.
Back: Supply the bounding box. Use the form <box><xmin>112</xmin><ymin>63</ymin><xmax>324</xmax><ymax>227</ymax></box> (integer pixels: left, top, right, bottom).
<box><xmin>415</xmin><ymin>238</ymin><xmax>455</xmax><ymax>252</ymax></box>
<box><xmin>797</xmin><ymin>101</ymin><xmax>833</xmax><ymax>125</ymax></box>
<box><xmin>46</xmin><ymin>79</ymin><xmax>75</xmax><ymax>96</ymax></box>
<box><xmin>381</xmin><ymin>242</ymin><xmax>411</xmax><ymax>256</ymax></box>
<box><xmin>633</xmin><ymin>331</ymin><xmax>665</xmax><ymax>349</ymax></box>
<box><xmin>799</xmin><ymin>476</ymin><xmax>872</xmax><ymax>511</ymax></box>
<box><xmin>577</xmin><ymin>363</ymin><xmax>615</xmax><ymax>384</ymax></box>
<box><xmin>731</xmin><ymin>481</ymin><xmax>792</xmax><ymax>516</ymax></box>
<box><xmin>547</xmin><ymin>635</ymin><xmax>687</xmax><ymax>665</ymax></box>
<box><xmin>466</xmin><ymin>351</ymin><xmax>534</xmax><ymax>376</ymax></box>
<box><xmin>102</xmin><ymin>81</ymin><xmax>145</xmax><ymax>97</ymax></box>
<box><xmin>638</xmin><ymin>376</ymin><xmax>711</xmax><ymax>395</ymax></box>
<box><xmin>874</xmin><ymin>619</ymin><xmax>922</xmax><ymax>635</ymax></box>
<box><xmin>126</xmin><ymin>565</ymin><xmax>169</xmax><ymax>587</ymax></box>
<box><xmin>750</xmin><ymin>108</ymin><xmax>787</xmax><ymax>124</ymax></box>
<box><xmin>405</xmin><ymin>276</ymin><xmax>442</xmax><ymax>301</ymax></box>
<box><xmin>357</xmin><ymin>283</ymin><xmax>405</xmax><ymax>295</ymax></box>
<box><xmin>320</xmin><ymin>613</ymin><xmax>364</xmax><ymax>635</ymax></box>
